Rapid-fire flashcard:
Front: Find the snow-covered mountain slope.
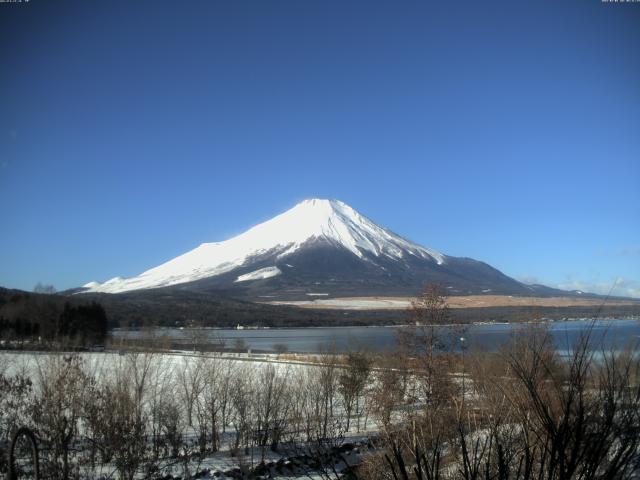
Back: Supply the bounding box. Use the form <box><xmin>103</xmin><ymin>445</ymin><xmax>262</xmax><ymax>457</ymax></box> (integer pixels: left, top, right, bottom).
<box><xmin>235</xmin><ymin>266</ymin><xmax>282</xmax><ymax>283</ymax></box>
<box><xmin>82</xmin><ymin>199</ymin><xmax>447</xmax><ymax>294</ymax></box>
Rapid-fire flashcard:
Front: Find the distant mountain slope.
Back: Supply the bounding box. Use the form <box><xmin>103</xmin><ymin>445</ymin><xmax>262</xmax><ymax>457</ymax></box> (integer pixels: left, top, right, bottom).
<box><xmin>4</xmin><ymin>285</ymin><xmax>639</xmax><ymax>331</ymax></box>
<box><xmin>79</xmin><ymin>199</ymin><xmax>587</xmax><ymax>299</ymax></box>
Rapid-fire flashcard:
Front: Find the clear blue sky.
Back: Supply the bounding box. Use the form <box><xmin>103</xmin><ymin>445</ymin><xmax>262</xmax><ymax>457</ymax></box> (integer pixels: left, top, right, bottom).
<box><xmin>1</xmin><ymin>0</ymin><xmax>638</xmax><ymax>297</ymax></box>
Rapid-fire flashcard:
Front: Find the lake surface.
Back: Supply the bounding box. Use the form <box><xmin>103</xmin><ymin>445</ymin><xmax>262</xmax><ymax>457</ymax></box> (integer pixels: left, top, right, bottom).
<box><xmin>111</xmin><ymin>319</ymin><xmax>640</xmax><ymax>354</ymax></box>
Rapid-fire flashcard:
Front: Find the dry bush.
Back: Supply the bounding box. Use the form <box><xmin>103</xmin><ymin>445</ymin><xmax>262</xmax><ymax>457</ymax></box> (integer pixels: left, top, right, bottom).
<box><xmin>339</xmin><ymin>352</ymin><xmax>372</xmax><ymax>432</ymax></box>
<box><xmin>0</xmin><ymin>369</ymin><xmax>33</xmax><ymax>476</ymax></box>
<box><xmin>374</xmin><ymin>321</ymin><xmax>640</xmax><ymax>480</ymax></box>
<box><xmin>358</xmin><ymin>451</ymin><xmax>396</xmax><ymax>480</ymax></box>
<box><xmin>398</xmin><ymin>284</ymin><xmax>461</xmax><ymax>410</ymax></box>
<box><xmin>83</xmin><ymin>355</ymin><xmax>148</xmax><ymax>480</ymax></box>
<box><xmin>31</xmin><ymin>355</ymin><xmax>90</xmax><ymax>480</ymax></box>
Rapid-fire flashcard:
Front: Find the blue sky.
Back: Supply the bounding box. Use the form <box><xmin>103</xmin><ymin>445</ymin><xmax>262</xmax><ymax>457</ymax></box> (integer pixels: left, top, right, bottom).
<box><xmin>0</xmin><ymin>0</ymin><xmax>638</xmax><ymax>297</ymax></box>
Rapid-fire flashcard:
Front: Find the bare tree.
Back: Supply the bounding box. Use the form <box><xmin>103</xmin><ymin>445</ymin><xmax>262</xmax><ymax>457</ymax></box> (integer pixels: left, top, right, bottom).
<box><xmin>273</xmin><ymin>343</ymin><xmax>289</xmax><ymax>354</ymax></box>
<box><xmin>0</xmin><ymin>371</ymin><xmax>33</xmax><ymax>475</ymax></box>
<box><xmin>254</xmin><ymin>364</ymin><xmax>292</xmax><ymax>456</ymax></box>
<box><xmin>146</xmin><ymin>354</ymin><xmax>175</xmax><ymax>461</ymax></box>
<box><xmin>31</xmin><ymin>354</ymin><xmax>89</xmax><ymax>480</ymax></box>
<box><xmin>200</xmin><ymin>358</ymin><xmax>223</xmax><ymax>452</ymax></box>
<box><xmin>318</xmin><ymin>351</ymin><xmax>340</xmax><ymax>439</ymax></box>
<box><xmin>94</xmin><ymin>378</ymin><xmax>147</xmax><ymax>480</ymax></box>
<box><xmin>217</xmin><ymin>358</ymin><xmax>235</xmax><ymax>435</ymax></box>
<box><xmin>33</xmin><ymin>283</ymin><xmax>57</xmax><ymax>294</ymax></box>
<box><xmin>338</xmin><ymin>352</ymin><xmax>371</xmax><ymax>432</ymax></box>
<box><xmin>399</xmin><ymin>284</ymin><xmax>458</xmax><ymax>409</ymax></box>
<box><xmin>374</xmin><ymin>323</ymin><xmax>640</xmax><ymax>480</ymax></box>
<box><xmin>178</xmin><ymin>356</ymin><xmax>205</xmax><ymax>428</ymax></box>
<box><xmin>229</xmin><ymin>365</ymin><xmax>255</xmax><ymax>455</ymax></box>
<box><xmin>157</xmin><ymin>396</ymin><xmax>184</xmax><ymax>458</ymax></box>
<box><xmin>196</xmin><ymin>355</ymin><xmax>236</xmax><ymax>453</ymax></box>
<box><xmin>369</xmin><ymin>362</ymin><xmax>406</xmax><ymax>432</ymax></box>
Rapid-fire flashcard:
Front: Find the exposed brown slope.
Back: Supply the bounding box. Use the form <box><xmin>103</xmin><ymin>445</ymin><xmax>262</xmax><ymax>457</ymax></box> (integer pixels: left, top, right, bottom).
<box><xmin>266</xmin><ymin>295</ymin><xmax>640</xmax><ymax>310</ymax></box>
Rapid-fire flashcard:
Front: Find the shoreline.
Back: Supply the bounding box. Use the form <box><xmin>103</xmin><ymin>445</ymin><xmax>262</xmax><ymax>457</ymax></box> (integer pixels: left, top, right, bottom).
<box><xmin>110</xmin><ymin>315</ymin><xmax>640</xmax><ymax>333</ymax></box>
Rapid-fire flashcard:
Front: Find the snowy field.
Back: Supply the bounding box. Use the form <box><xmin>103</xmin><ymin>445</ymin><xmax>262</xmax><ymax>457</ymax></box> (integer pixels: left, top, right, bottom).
<box><xmin>267</xmin><ymin>297</ymin><xmax>412</xmax><ymax>310</ymax></box>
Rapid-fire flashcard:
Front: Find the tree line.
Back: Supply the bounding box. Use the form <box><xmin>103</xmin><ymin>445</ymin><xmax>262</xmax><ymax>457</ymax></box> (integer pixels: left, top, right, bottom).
<box><xmin>0</xmin><ymin>289</ymin><xmax>108</xmax><ymax>346</ymax></box>
<box><xmin>0</xmin><ymin>349</ymin><xmax>377</xmax><ymax>479</ymax></box>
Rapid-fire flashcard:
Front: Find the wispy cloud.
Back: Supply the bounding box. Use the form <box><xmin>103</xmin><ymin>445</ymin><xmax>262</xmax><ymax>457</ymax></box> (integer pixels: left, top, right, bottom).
<box><xmin>519</xmin><ymin>276</ymin><xmax>640</xmax><ymax>299</ymax></box>
<box><xmin>517</xmin><ymin>275</ymin><xmax>543</xmax><ymax>285</ymax></box>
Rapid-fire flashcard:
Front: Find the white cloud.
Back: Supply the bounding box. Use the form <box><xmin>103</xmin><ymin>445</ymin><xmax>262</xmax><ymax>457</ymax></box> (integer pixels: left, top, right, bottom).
<box><xmin>520</xmin><ymin>276</ymin><xmax>640</xmax><ymax>299</ymax></box>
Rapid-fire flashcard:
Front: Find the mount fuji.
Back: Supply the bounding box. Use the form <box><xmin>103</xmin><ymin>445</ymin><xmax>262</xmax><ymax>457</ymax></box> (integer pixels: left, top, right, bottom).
<box><xmin>80</xmin><ymin>199</ymin><xmax>559</xmax><ymax>299</ymax></box>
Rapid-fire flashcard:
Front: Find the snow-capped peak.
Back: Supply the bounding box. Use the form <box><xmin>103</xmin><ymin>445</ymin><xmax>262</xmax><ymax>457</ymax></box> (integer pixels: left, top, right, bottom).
<box><xmin>82</xmin><ymin>198</ymin><xmax>445</xmax><ymax>294</ymax></box>
<box><xmin>263</xmin><ymin>198</ymin><xmax>445</xmax><ymax>262</ymax></box>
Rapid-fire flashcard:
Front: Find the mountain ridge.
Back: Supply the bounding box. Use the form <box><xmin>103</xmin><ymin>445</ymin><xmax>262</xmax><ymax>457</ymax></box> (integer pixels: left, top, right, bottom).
<box><xmin>79</xmin><ymin>199</ymin><xmax>587</xmax><ymax>299</ymax></box>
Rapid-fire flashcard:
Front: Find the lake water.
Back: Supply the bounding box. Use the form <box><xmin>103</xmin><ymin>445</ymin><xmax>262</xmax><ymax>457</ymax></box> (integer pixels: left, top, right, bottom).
<box><xmin>111</xmin><ymin>319</ymin><xmax>640</xmax><ymax>354</ymax></box>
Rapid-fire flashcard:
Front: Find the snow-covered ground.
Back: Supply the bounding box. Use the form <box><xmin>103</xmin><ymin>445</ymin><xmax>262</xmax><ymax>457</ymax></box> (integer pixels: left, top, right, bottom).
<box><xmin>267</xmin><ymin>297</ymin><xmax>413</xmax><ymax>310</ymax></box>
<box><xmin>0</xmin><ymin>350</ymin><xmax>382</xmax><ymax>479</ymax></box>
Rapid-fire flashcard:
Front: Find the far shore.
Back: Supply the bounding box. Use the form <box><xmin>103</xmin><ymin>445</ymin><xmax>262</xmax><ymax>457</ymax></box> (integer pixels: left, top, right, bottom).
<box><xmin>109</xmin><ymin>315</ymin><xmax>640</xmax><ymax>333</ymax></box>
<box><xmin>264</xmin><ymin>294</ymin><xmax>640</xmax><ymax>310</ymax></box>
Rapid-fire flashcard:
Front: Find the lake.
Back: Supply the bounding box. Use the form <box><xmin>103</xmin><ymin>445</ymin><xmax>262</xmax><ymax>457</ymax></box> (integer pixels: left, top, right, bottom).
<box><xmin>110</xmin><ymin>318</ymin><xmax>640</xmax><ymax>354</ymax></box>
